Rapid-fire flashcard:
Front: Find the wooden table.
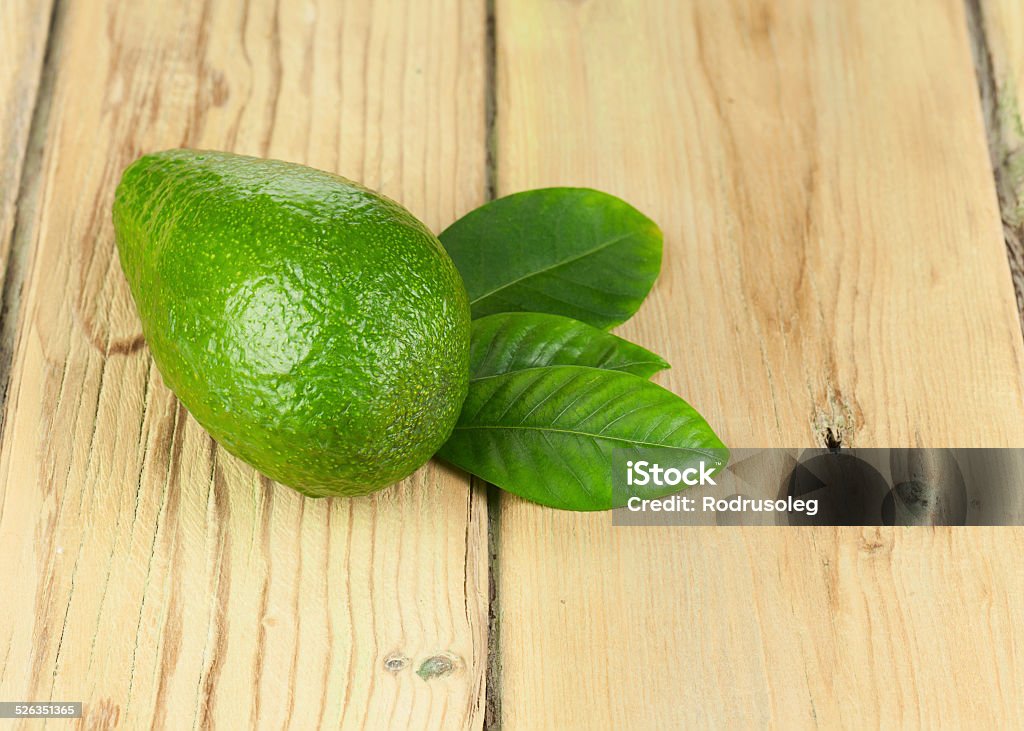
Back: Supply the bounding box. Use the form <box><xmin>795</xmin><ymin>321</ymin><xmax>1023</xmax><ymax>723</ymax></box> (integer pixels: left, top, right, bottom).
<box><xmin>2</xmin><ymin>1</ymin><xmax>1024</xmax><ymax>728</ymax></box>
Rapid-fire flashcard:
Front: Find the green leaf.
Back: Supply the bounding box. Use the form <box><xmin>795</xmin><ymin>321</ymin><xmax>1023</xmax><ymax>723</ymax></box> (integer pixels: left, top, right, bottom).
<box><xmin>437</xmin><ymin>366</ymin><xmax>727</xmax><ymax>511</ymax></box>
<box><xmin>439</xmin><ymin>188</ymin><xmax>662</xmax><ymax>329</ymax></box>
<box><xmin>470</xmin><ymin>312</ymin><xmax>670</xmax><ymax>380</ymax></box>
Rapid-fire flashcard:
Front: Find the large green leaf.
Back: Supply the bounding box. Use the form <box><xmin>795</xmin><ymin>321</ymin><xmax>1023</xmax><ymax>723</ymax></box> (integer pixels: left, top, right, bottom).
<box><xmin>470</xmin><ymin>312</ymin><xmax>669</xmax><ymax>379</ymax></box>
<box><xmin>438</xmin><ymin>365</ymin><xmax>727</xmax><ymax>510</ymax></box>
<box><xmin>439</xmin><ymin>188</ymin><xmax>662</xmax><ymax>329</ymax></box>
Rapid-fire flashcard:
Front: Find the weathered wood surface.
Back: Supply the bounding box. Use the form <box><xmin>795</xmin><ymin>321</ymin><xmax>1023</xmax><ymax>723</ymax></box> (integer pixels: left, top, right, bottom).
<box><xmin>0</xmin><ymin>1</ymin><xmax>488</xmax><ymax>728</ymax></box>
<box><xmin>976</xmin><ymin>0</ymin><xmax>1024</xmax><ymax>334</ymax></box>
<box><xmin>493</xmin><ymin>0</ymin><xmax>1024</xmax><ymax>727</ymax></box>
<box><xmin>4</xmin><ymin>0</ymin><xmax>1024</xmax><ymax>729</ymax></box>
<box><xmin>0</xmin><ymin>0</ymin><xmax>53</xmax><ymax>280</ymax></box>
<box><xmin>0</xmin><ymin>0</ymin><xmax>55</xmax><ymax>399</ymax></box>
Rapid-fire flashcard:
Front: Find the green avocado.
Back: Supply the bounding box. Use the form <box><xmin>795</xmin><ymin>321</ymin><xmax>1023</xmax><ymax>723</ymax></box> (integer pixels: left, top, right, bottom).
<box><xmin>113</xmin><ymin>149</ymin><xmax>471</xmax><ymax>497</ymax></box>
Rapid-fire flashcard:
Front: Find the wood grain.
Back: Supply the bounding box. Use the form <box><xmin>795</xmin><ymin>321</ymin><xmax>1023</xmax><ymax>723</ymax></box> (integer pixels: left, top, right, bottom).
<box><xmin>0</xmin><ymin>1</ymin><xmax>488</xmax><ymax>728</ymax></box>
<box><xmin>0</xmin><ymin>0</ymin><xmax>53</xmax><ymax>279</ymax></box>
<box><xmin>0</xmin><ymin>0</ymin><xmax>55</xmax><ymax>403</ymax></box>
<box><xmin>494</xmin><ymin>0</ymin><xmax>1024</xmax><ymax>727</ymax></box>
<box><xmin>975</xmin><ymin>0</ymin><xmax>1024</xmax><ymax>335</ymax></box>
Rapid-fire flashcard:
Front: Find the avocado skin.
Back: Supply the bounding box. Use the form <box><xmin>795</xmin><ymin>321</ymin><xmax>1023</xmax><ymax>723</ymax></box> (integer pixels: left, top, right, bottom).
<box><xmin>113</xmin><ymin>149</ymin><xmax>470</xmax><ymax>497</ymax></box>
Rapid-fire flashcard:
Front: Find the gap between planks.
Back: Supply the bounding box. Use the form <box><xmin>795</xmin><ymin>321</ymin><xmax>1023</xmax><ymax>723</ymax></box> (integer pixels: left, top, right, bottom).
<box><xmin>482</xmin><ymin>0</ymin><xmax>502</xmax><ymax>727</ymax></box>
<box><xmin>0</xmin><ymin>0</ymin><xmax>61</xmax><ymax>437</ymax></box>
<box><xmin>965</xmin><ymin>0</ymin><xmax>1024</xmax><ymax>341</ymax></box>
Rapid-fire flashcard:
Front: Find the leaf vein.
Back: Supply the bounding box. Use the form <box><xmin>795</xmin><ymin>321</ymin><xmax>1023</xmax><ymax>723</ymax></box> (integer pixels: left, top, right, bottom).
<box><xmin>468</xmin><ymin>232</ymin><xmax>635</xmax><ymax>305</ymax></box>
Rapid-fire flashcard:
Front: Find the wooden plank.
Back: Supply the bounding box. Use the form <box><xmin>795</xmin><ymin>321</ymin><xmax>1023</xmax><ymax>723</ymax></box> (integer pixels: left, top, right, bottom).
<box><xmin>0</xmin><ymin>0</ymin><xmax>53</xmax><ymax>279</ymax></box>
<box><xmin>976</xmin><ymin>0</ymin><xmax>1024</xmax><ymax>333</ymax></box>
<box><xmin>494</xmin><ymin>0</ymin><xmax>1024</xmax><ymax>727</ymax></box>
<box><xmin>0</xmin><ymin>1</ymin><xmax>488</xmax><ymax>728</ymax></box>
<box><xmin>0</xmin><ymin>0</ymin><xmax>55</xmax><ymax>395</ymax></box>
